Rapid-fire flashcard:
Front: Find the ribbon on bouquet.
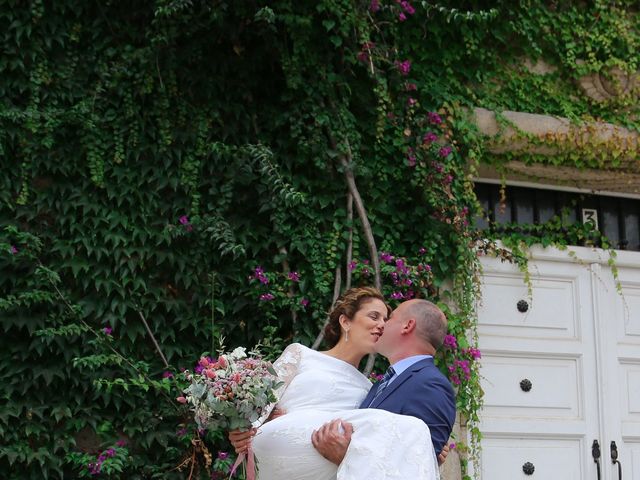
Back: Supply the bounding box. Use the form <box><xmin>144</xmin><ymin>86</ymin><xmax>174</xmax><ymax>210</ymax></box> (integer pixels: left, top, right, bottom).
<box><xmin>229</xmin><ymin>444</ymin><xmax>256</xmax><ymax>480</ymax></box>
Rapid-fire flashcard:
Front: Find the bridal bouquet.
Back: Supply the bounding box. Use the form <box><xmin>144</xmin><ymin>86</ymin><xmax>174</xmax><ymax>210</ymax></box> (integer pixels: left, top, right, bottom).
<box><xmin>179</xmin><ymin>347</ymin><xmax>282</xmax><ymax>480</ymax></box>
<box><xmin>180</xmin><ymin>346</ymin><xmax>282</xmax><ymax>431</ymax></box>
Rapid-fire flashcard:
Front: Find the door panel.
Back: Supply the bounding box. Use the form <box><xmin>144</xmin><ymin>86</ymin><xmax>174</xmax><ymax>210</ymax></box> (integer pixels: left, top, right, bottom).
<box><xmin>481</xmin><ymin>436</ymin><xmax>585</xmax><ymax>480</ymax></box>
<box><xmin>481</xmin><ymin>354</ymin><xmax>582</xmax><ymax>418</ymax></box>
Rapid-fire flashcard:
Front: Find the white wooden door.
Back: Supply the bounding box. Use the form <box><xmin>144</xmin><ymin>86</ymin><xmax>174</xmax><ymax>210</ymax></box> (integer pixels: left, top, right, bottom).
<box><xmin>476</xmin><ymin>247</ymin><xmax>640</xmax><ymax>479</ymax></box>
<box><xmin>477</xmin><ymin>252</ymin><xmax>602</xmax><ymax>479</ymax></box>
<box><xmin>595</xmin><ymin>261</ymin><xmax>640</xmax><ymax>480</ymax></box>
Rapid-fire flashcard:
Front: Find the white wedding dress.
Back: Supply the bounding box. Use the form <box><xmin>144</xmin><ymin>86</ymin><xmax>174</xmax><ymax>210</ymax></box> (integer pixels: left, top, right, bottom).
<box><xmin>252</xmin><ymin>343</ymin><xmax>440</xmax><ymax>480</ymax></box>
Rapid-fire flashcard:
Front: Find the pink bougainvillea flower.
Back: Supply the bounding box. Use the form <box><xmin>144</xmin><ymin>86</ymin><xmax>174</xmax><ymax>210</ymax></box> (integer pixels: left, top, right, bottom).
<box><xmin>116</xmin><ymin>439</ymin><xmax>127</xmax><ymax>447</ymax></box>
<box><xmin>407</xmin><ymin>97</ymin><xmax>417</xmax><ymax>107</ymax></box>
<box><xmin>259</xmin><ymin>293</ymin><xmax>275</xmax><ymax>301</ymax></box>
<box><xmin>103</xmin><ymin>327</ymin><xmax>112</xmax><ymax>336</ymax></box>
<box><xmin>176</xmin><ymin>396</ymin><xmax>187</xmax><ymax>404</ymax></box>
<box><xmin>428</xmin><ymin>111</ymin><xmax>443</xmax><ymax>125</ymax></box>
<box><xmin>179</xmin><ymin>215</ymin><xmax>189</xmax><ymax>225</ymax></box>
<box><xmin>369</xmin><ymin>0</ymin><xmax>381</xmax><ymax>12</ymax></box>
<box><xmin>407</xmin><ymin>153</ymin><xmax>416</xmax><ymax>167</ymax></box>
<box><xmin>443</xmin><ymin>334</ymin><xmax>457</xmax><ymax>349</ymax></box>
<box><xmin>395</xmin><ymin>60</ymin><xmax>411</xmax><ymax>76</ymax></box>
<box><xmin>9</xmin><ymin>245</ymin><xmax>18</xmax><ymax>255</ymax></box>
<box><xmin>439</xmin><ymin>146</ymin><xmax>452</xmax><ymax>158</ymax></box>
<box><xmin>400</xmin><ymin>0</ymin><xmax>415</xmax><ymax>15</ymax></box>
<box><xmin>218</xmin><ymin>451</ymin><xmax>229</xmax><ymax>460</ymax></box>
<box><xmin>287</xmin><ymin>271</ymin><xmax>300</xmax><ymax>282</ymax></box>
<box><xmin>162</xmin><ymin>371</ymin><xmax>174</xmax><ymax>379</ymax></box>
<box><xmin>398</xmin><ymin>12</ymin><xmax>407</xmax><ymax>21</ymax></box>
<box><xmin>423</xmin><ymin>131</ymin><xmax>438</xmax><ymax>144</ymax></box>
<box><xmin>405</xmin><ymin>82</ymin><xmax>417</xmax><ymax>91</ymax></box>
<box><xmin>300</xmin><ymin>298</ymin><xmax>309</xmax><ymax>307</ymax></box>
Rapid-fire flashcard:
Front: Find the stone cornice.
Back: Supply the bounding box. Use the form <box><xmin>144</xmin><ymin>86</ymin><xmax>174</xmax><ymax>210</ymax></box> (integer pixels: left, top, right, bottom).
<box><xmin>473</xmin><ymin>107</ymin><xmax>640</xmax><ymax>166</ymax></box>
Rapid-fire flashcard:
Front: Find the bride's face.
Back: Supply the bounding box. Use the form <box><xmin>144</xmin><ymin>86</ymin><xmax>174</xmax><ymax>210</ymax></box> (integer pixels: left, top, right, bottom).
<box><xmin>342</xmin><ymin>298</ymin><xmax>387</xmax><ymax>353</ymax></box>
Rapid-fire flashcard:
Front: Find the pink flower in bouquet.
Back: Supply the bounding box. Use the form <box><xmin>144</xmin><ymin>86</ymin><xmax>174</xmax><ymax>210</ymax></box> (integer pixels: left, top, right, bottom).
<box><xmin>177</xmin><ymin>396</ymin><xmax>187</xmax><ymax>404</ymax></box>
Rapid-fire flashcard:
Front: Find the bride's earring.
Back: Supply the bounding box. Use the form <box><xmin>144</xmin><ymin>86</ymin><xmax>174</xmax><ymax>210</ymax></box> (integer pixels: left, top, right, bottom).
<box><xmin>344</xmin><ymin>328</ymin><xmax>349</xmax><ymax>342</ymax></box>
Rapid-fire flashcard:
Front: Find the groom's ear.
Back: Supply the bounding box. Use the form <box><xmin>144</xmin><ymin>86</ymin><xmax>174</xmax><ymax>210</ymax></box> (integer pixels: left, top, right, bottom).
<box><xmin>402</xmin><ymin>318</ymin><xmax>417</xmax><ymax>334</ymax></box>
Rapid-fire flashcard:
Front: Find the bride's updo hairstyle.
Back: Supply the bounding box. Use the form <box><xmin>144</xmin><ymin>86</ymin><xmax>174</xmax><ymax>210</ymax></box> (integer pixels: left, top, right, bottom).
<box><xmin>324</xmin><ymin>286</ymin><xmax>388</xmax><ymax>348</ymax></box>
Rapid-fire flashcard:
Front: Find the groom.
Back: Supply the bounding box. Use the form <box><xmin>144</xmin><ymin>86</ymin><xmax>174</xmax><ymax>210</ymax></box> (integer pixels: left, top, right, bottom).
<box><xmin>312</xmin><ymin>298</ymin><xmax>456</xmax><ymax>465</ymax></box>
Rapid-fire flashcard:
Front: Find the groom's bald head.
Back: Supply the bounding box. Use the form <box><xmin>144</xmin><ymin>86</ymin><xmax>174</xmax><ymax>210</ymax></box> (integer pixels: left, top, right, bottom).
<box><xmin>403</xmin><ymin>299</ymin><xmax>447</xmax><ymax>350</ymax></box>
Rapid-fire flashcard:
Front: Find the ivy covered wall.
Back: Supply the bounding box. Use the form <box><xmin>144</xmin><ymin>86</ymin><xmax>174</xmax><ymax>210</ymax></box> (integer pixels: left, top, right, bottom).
<box><xmin>1</xmin><ymin>1</ymin><xmax>638</xmax><ymax>478</ymax></box>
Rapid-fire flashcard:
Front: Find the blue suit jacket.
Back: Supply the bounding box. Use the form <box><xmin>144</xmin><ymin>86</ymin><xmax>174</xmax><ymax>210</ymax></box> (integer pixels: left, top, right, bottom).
<box><xmin>359</xmin><ymin>357</ymin><xmax>456</xmax><ymax>455</ymax></box>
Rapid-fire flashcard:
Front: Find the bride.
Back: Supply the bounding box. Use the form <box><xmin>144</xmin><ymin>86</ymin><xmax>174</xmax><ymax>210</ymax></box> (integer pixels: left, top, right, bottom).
<box><xmin>230</xmin><ymin>287</ymin><xmax>444</xmax><ymax>480</ymax></box>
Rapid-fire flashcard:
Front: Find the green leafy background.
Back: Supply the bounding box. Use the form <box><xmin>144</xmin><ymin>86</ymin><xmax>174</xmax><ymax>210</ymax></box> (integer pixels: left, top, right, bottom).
<box><xmin>1</xmin><ymin>1</ymin><xmax>638</xmax><ymax>478</ymax></box>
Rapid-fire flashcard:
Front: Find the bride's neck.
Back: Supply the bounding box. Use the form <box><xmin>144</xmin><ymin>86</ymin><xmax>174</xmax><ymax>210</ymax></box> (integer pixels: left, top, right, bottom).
<box><xmin>324</xmin><ymin>343</ymin><xmax>365</xmax><ymax>368</ymax></box>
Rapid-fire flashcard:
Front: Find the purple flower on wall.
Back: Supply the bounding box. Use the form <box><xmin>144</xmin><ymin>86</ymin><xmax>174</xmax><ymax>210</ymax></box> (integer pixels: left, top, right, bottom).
<box><xmin>438</xmin><ymin>146</ymin><xmax>452</xmax><ymax>158</ymax></box>
<box><xmin>9</xmin><ymin>245</ymin><xmax>18</xmax><ymax>255</ymax></box>
<box><xmin>287</xmin><ymin>271</ymin><xmax>300</xmax><ymax>282</ymax></box>
<box><xmin>395</xmin><ymin>60</ymin><xmax>411</xmax><ymax>76</ymax></box>
<box><xmin>369</xmin><ymin>0</ymin><xmax>381</xmax><ymax>12</ymax></box>
<box><xmin>179</xmin><ymin>215</ymin><xmax>189</xmax><ymax>225</ymax></box>
<box><xmin>428</xmin><ymin>112</ymin><xmax>443</xmax><ymax>125</ymax></box>
<box><xmin>423</xmin><ymin>132</ymin><xmax>438</xmax><ymax>144</ymax></box>
<box><xmin>103</xmin><ymin>327</ymin><xmax>112</xmax><ymax>336</ymax></box>
<box><xmin>300</xmin><ymin>298</ymin><xmax>310</xmax><ymax>307</ymax></box>
<box><xmin>443</xmin><ymin>334</ymin><xmax>457</xmax><ymax>349</ymax></box>
<box><xmin>400</xmin><ymin>0</ymin><xmax>415</xmax><ymax>14</ymax></box>
<box><xmin>380</xmin><ymin>252</ymin><xmax>394</xmax><ymax>263</ymax></box>
<box><xmin>259</xmin><ymin>293</ymin><xmax>275</xmax><ymax>301</ymax></box>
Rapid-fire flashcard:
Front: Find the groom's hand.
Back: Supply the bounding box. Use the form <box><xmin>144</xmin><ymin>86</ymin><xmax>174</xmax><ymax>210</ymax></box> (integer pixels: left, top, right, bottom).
<box><xmin>438</xmin><ymin>444</ymin><xmax>450</xmax><ymax>465</ymax></box>
<box><xmin>228</xmin><ymin>428</ymin><xmax>257</xmax><ymax>454</ymax></box>
<box><xmin>311</xmin><ymin>419</ymin><xmax>353</xmax><ymax>465</ymax></box>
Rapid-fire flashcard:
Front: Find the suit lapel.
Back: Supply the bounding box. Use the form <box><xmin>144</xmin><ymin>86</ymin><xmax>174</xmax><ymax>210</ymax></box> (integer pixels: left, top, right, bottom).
<box><xmin>369</xmin><ymin>358</ymin><xmax>433</xmax><ymax>408</ymax></box>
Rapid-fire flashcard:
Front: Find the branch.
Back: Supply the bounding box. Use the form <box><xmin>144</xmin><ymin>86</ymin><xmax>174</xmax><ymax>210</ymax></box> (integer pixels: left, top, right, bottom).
<box><xmin>42</xmin><ymin>268</ymin><xmax>179</xmax><ymax>410</ymax></box>
<box><xmin>345</xmin><ymin>192</ymin><xmax>354</xmax><ymax>290</ymax></box>
<box><xmin>311</xmin><ymin>266</ymin><xmax>342</xmax><ymax>350</ymax></box>
<box><xmin>326</xmin><ymin>133</ymin><xmax>381</xmax><ymax>290</ymax></box>
<box><xmin>138</xmin><ymin>310</ymin><xmax>169</xmax><ymax>368</ymax></box>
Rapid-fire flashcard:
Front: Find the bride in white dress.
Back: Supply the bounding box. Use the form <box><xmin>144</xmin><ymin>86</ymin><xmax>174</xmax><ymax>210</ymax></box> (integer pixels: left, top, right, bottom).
<box><xmin>234</xmin><ymin>287</ymin><xmax>440</xmax><ymax>480</ymax></box>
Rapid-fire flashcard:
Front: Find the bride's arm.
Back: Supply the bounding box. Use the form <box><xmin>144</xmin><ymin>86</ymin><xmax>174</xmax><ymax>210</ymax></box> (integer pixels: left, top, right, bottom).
<box><xmin>254</xmin><ymin>342</ymin><xmax>303</xmax><ymax>424</ymax></box>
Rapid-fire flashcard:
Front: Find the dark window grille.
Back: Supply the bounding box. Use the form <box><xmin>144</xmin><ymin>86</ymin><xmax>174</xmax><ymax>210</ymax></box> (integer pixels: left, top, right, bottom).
<box><xmin>474</xmin><ymin>183</ymin><xmax>640</xmax><ymax>251</ymax></box>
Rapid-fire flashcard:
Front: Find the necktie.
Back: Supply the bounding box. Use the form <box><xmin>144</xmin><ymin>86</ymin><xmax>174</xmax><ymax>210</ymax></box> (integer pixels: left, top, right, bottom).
<box><xmin>367</xmin><ymin>366</ymin><xmax>395</xmax><ymax>407</ymax></box>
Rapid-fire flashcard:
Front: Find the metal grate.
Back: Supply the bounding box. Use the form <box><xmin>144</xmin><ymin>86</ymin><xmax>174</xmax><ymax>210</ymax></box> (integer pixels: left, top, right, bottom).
<box><xmin>474</xmin><ymin>183</ymin><xmax>640</xmax><ymax>251</ymax></box>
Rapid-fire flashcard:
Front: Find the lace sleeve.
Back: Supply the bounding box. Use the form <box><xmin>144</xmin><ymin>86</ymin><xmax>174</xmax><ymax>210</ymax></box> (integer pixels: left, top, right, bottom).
<box><xmin>254</xmin><ymin>343</ymin><xmax>303</xmax><ymax>427</ymax></box>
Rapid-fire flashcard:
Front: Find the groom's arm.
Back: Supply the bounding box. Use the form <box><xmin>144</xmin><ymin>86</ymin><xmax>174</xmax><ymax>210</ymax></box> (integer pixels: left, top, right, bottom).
<box><xmin>311</xmin><ymin>419</ymin><xmax>354</xmax><ymax>465</ymax></box>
